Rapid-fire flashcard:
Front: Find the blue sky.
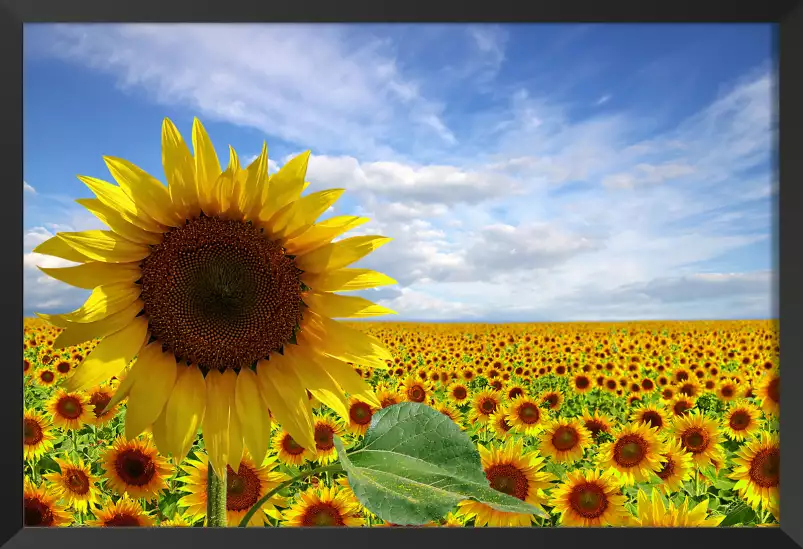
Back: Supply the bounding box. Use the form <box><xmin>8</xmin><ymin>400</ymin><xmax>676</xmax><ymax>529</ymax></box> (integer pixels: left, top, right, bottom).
<box><xmin>23</xmin><ymin>23</ymin><xmax>777</xmax><ymax>321</ymax></box>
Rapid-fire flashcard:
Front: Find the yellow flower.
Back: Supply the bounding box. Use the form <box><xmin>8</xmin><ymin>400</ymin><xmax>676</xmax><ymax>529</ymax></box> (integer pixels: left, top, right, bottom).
<box><xmin>550</xmin><ymin>469</ymin><xmax>629</xmax><ymax>527</ymax></box>
<box><xmin>23</xmin><ymin>479</ymin><xmax>72</xmax><ymax>527</ymax></box>
<box><xmin>101</xmin><ymin>435</ymin><xmax>172</xmax><ymax>501</ymax></box>
<box><xmin>729</xmin><ymin>431</ymin><xmax>779</xmax><ymax>519</ymax></box>
<box><xmin>598</xmin><ymin>421</ymin><xmax>667</xmax><ymax>486</ymax></box>
<box><xmin>87</xmin><ymin>497</ymin><xmax>154</xmax><ymax>527</ymax></box>
<box><xmin>42</xmin><ymin>457</ymin><xmax>101</xmax><ymax>513</ymax></box>
<box><xmin>282</xmin><ymin>484</ymin><xmax>365</xmax><ymax>527</ymax></box>
<box><xmin>722</xmin><ymin>399</ymin><xmax>762</xmax><ymax>442</ymax></box>
<box><xmin>669</xmin><ymin>410</ymin><xmax>725</xmax><ymax>468</ymax></box>
<box><xmin>23</xmin><ymin>409</ymin><xmax>55</xmax><ymax>462</ymax></box>
<box><xmin>538</xmin><ymin>417</ymin><xmax>592</xmax><ymax>465</ymax></box>
<box><xmin>629</xmin><ymin>488</ymin><xmax>724</xmax><ymax>526</ymax></box>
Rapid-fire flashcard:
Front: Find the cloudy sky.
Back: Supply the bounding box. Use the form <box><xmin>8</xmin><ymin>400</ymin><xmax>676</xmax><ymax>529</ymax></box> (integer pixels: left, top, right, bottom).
<box><xmin>23</xmin><ymin>23</ymin><xmax>777</xmax><ymax>321</ymax></box>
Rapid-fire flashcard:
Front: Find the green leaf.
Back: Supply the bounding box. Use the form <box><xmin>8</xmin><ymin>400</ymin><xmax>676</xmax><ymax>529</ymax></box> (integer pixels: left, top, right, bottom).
<box><xmin>334</xmin><ymin>402</ymin><xmax>548</xmax><ymax>526</ymax></box>
<box><xmin>713</xmin><ymin>479</ymin><xmax>736</xmax><ymax>491</ymax></box>
<box><xmin>720</xmin><ymin>504</ymin><xmax>756</xmax><ymax>527</ymax></box>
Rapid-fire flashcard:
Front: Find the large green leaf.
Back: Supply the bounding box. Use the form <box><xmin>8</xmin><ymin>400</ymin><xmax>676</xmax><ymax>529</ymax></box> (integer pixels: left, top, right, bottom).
<box><xmin>334</xmin><ymin>402</ymin><xmax>548</xmax><ymax>525</ymax></box>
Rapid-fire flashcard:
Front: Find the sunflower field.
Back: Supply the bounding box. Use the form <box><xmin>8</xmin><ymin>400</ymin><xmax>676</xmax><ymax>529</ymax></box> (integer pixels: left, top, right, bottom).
<box><xmin>23</xmin><ymin>317</ymin><xmax>780</xmax><ymax>528</ymax></box>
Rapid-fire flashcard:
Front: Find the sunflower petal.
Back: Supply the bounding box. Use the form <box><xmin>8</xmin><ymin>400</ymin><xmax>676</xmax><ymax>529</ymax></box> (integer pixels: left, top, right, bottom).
<box><xmin>78</xmin><ymin>176</ymin><xmax>165</xmax><ymax>233</ymax></box>
<box><xmin>294</xmin><ymin>235</ymin><xmax>391</xmax><ymax>274</ymax></box>
<box><xmin>299</xmin><ymin>312</ymin><xmax>392</xmax><ymax>369</ymax></box>
<box><xmin>76</xmin><ymin>198</ymin><xmax>163</xmax><ymax>246</ymax></box>
<box><xmin>301</xmin><ymin>268</ymin><xmax>397</xmax><ymax>292</ymax></box>
<box><xmin>241</xmin><ymin>142</ymin><xmax>269</xmax><ymax>218</ymax></box>
<box><xmin>56</xmin><ymin>230</ymin><xmax>150</xmax><ymax>263</ymax></box>
<box><xmin>260</xmin><ymin>150</ymin><xmax>310</xmax><ymax>221</ymax></box>
<box><xmin>103</xmin><ymin>156</ymin><xmax>179</xmax><ymax>227</ymax></box>
<box><xmin>256</xmin><ymin>356</ymin><xmax>315</xmax><ymax>450</ymax></box>
<box><xmin>283</xmin><ymin>216</ymin><xmax>369</xmax><ymax>256</ymax></box>
<box><xmin>268</xmin><ymin>189</ymin><xmax>344</xmax><ymax>240</ymax></box>
<box><xmin>56</xmin><ymin>282</ymin><xmax>141</xmax><ymax>324</ymax></box>
<box><xmin>37</xmin><ymin>261</ymin><xmax>141</xmax><ymax>290</ymax></box>
<box><xmin>124</xmin><ymin>343</ymin><xmax>179</xmax><ymax>440</ymax></box>
<box><xmin>161</xmin><ymin>118</ymin><xmax>199</xmax><ymax>219</ymax></box>
<box><xmin>235</xmin><ymin>368</ymin><xmax>271</xmax><ymax>466</ymax></box>
<box><xmin>52</xmin><ymin>300</ymin><xmax>144</xmax><ymax>349</ymax></box>
<box><xmin>32</xmin><ymin>235</ymin><xmax>91</xmax><ymax>263</ymax></box>
<box><xmin>283</xmin><ymin>346</ymin><xmax>349</xmax><ymax>420</ymax></box>
<box><xmin>192</xmin><ymin>118</ymin><xmax>222</xmax><ymax>215</ymax></box>
<box><xmin>303</xmin><ymin>291</ymin><xmax>396</xmax><ymax>318</ymax></box>
<box><xmin>65</xmin><ymin>316</ymin><xmax>149</xmax><ymax>392</ymax></box>
<box><xmin>164</xmin><ymin>365</ymin><xmax>207</xmax><ymax>462</ymax></box>
<box><xmin>202</xmin><ymin>370</ymin><xmax>229</xmax><ymax>476</ymax></box>
<box><xmin>220</xmin><ymin>369</ymin><xmax>244</xmax><ymax>471</ymax></box>
<box><xmin>150</xmin><ymin>406</ymin><xmax>172</xmax><ymax>458</ymax></box>
<box><xmin>304</xmin><ymin>350</ymin><xmax>380</xmax><ymax>407</ymax></box>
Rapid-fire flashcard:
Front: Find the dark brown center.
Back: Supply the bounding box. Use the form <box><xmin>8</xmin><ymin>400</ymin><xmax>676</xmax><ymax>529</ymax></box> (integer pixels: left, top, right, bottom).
<box><xmin>552</xmin><ymin>426</ymin><xmax>579</xmax><ymax>451</ymax></box>
<box><xmin>23</xmin><ymin>419</ymin><xmax>43</xmax><ymax>445</ymax></box>
<box><xmin>226</xmin><ymin>464</ymin><xmax>261</xmax><ymax>511</ymax></box>
<box><xmin>748</xmin><ymin>448</ymin><xmax>779</xmax><ymax>488</ymax></box>
<box><xmin>349</xmin><ymin>402</ymin><xmax>373</xmax><ymax>425</ymax></box>
<box><xmin>729</xmin><ymin>410</ymin><xmax>752</xmax><ymax>431</ymax></box>
<box><xmin>302</xmin><ymin>503</ymin><xmax>345</xmax><ymax>526</ymax></box>
<box><xmin>24</xmin><ymin>497</ymin><xmax>55</xmax><ymax>526</ymax></box>
<box><xmin>613</xmin><ymin>435</ymin><xmax>647</xmax><ymax>468</ymax></box>
<box><xmin>568</xmin><ymin>483</ymin><xmax>608</xmax><ymax>518</ymax></box>
<box><xmin>486</xmin><ymin>464</ymin><xmax>529</xmax><ymax>500</ymax></box>
<box><xmin>114</xmin><ymin>449</ymin><xmax>156</xmax><ymax>486</ymax></box>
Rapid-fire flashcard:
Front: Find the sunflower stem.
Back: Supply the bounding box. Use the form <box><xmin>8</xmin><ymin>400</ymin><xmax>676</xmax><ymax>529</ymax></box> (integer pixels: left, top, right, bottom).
<box><xmin>206</xmin><ymin>463</ymin><xmax>228</xmax><ymax>527</ymax></box>
<box><xmin>238</xmin><ymin>463</ymin><xmax>344</xmax><ymax>527</ymax></box>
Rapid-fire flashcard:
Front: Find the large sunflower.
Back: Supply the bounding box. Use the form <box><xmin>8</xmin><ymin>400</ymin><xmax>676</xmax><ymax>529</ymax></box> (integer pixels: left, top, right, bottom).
<box><xmin>628</xmin><ymin>488</ymin><xmax>724</xmax><ymax>527</ymax></box>
<box><xmin>669</xmin><ymin>410</ymin><xmax>725</xmax><ymax>468</ymax></box>
<box><xmin>729</xmin><ymin>431</ymin><xmax>780</xmax><ymax>519</ymax></box>
<box><xmin>597</xmin><ymin>422</ymin><xmax>666</xmax><ymax>486</ymax></box>
<box><xmin>33</xmin><ymin>118</ymin><xmax>395</xmax><ymax>476</ymax></box>
<box><xmin>178</xmin><ymin>452</ymin><xmax>289</xmax><ymax>526</ymax></box>
<box><xmin>468</xmin><ymin>389</ymin><xmax>502</xmax><ymax>424</ymax></box>
<box><xmin>42</xmin><ymin>457</ymin><xmax>101</xmax><ymax>513</ymax></box>
<box><xmin>629</xmin><ymin>403</ymin><xmax>669</xmax><ymax>434</ymax></box>
<box><xmin>88</xmin><ymin>497</ymin><xmax>154</xmax><ymax>527</ymax></box>
<box><xmin>101</xmin><ymin>435</ymin><xmax>171</xmax><ymax>500</ymax></box>
<box><xmin>506</xmin><ymin>395</ymin><xmax>544</xmax><ymax>436</ymax></box>
<box><xmin>580</xmin><ymin>409</ymin><xmax>614</xmax><ymax>441</ymax></box>
<box><xmin>539</xmin><ymin>417</ymin><xmax>592</xmax><ymax>465</ymax></box>
<box><xmin>281</xmin><ymin>484</ymin><xmax>365</xmax><ymax>527</ymax></box>
<box><xmin>23</xmin><ymin>409</ymin><xmax>55</xmax><ymax>462</ymax></box>
<box><xmin>550</xmin><ymin>469</ymin><xmax>629</xmax><ymax>527</ymax></box>
<box><xmin>455</xmin><ymin>439</ymin><xmax>555</xmax><ymax>527</ymax></box>
<box><xmin>756</xmin><ymin>369</ymin><xmax>780</xmax><ymax>417</ymax></box>
<box><xmin>723</xmin><ymin>400</ymin><xmax>762</xmax><ymax>442</ymax></box>
<box><xmin>46</xmin><ymin>389</ymin><xmax>91</xmax><ymax>431</ymax></box>
<box><xmin>654</xmin><ymin>437</ymin><xmax>694</xmax><ymax>495</ymax></box>
<box><xmin>23</xmin><ymin>479</ymin><xmax>71</xmax><ymax>527</ymax></box>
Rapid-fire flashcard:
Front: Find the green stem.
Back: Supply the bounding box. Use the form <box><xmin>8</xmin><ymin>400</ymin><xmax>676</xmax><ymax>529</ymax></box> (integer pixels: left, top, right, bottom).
<box><xmin>206</xmin><ymin>463</ymin><xmax>228</xmax><ymax>527</ymax></box>
<box><xmin>238</xmin><ymin>463</ymin><xmax>343</xmax><ymax>527</ymax></box>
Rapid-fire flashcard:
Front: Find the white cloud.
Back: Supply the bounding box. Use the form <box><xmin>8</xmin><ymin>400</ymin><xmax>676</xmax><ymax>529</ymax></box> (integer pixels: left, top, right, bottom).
<box><xmin>23</xmin><ymin>181</ymin><xmax>36</xmax><ymax>193</ymax></box>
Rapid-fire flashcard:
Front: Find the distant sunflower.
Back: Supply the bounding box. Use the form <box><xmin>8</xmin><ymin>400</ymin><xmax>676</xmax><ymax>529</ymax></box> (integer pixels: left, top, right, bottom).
<box><xmin>456</xmin><ymin>439</ymin><xmax>555</xmax><ymax>527</ymax></box>
<box><xmin>272</xmin><ymin>429</ymin><xmax>313</xmax><ymax>466</ymax></box>
<box><xmin>345</xmin><ymin>397</ymin><xmax>376</xmax><ymax>436</ymax></box>
<box><xmin>399</xmin><ymin>376</ymin><xmax>432</xmax><ymax>404</ymax></box>
<box><xmin>469</xmin><ymin>389</ymin><xmax>501</xmax><ymax>424</ymax></box>
<box><xmin>23</xmin><ymin>409</ymin><xmax>55</xmax><ymax>462</ymax></box>
<box><xmin>86</xmin><ymin>384</ymin><xmax>119</xmax><ymax>426</ymax></box>
<box><xmin>101</xmin><ymin>435</ymin><xmax>171</xmax><ymax>500</ymax></box>
<box><xmin>160</xmin><ymin>513</ymin><xmax>196</xmax><ymax>527</ymax></box>
<box><xmin>46</xmin><ymin>389</ymin><xmax>90</xmax><ymax>430</ymax></box>
<box><xmin>654</xmin><ymin>437</ymin><xmax>693</xmax><ymax>495</ymax></box>
<box><xmin>730</xmin><ymin>431</ymin><xmax>780</xmax><ymax>519</ymax></box>
<box><xmin>550</xmin><ymin>469</ymin><xmax>628</xmax><ymax>527</ymax></box>
<box><xmin>506</xmin><ymin>395</ymin><xmax>544</xmax><ymax>436</ymax></box>
<box><xmin>504</xmin><ymin>382</ymin><xmax>527</xmax><ymax>401</ymax></box>
<box><xmin>88</xmin><ymin>497</ymin><xmax>154</xmax><ymax>527</ymax></box>
<box><xmin>629</xmin><ymin>403</ymin><xmax>669</xmax><ymax>433</ymax></box>
<box><xmin>539</xmin><ymin>418</ymin><xmax>592</xmax><ymax>465</ymax></box>
<box><xmin>598</xmin><ymin>422</ymin><xmax>666</xmax><ymax>486</ymax></box>
<box><xmin>447</xmin><ymin>381</ymin><xmax>471</xmax><ymax>406</ymax></box>
<box><xmin>432</xmin><ymin>398</ymin><xmax>464</xmax><ymax>427</ymax></box>
<box><xmin>540</xmin><ymin>389</ymin><xmax>564</xmax><ymax>411</ymax></box>
<box><xmin>42</xmin><ymin>457</ymin><xmax>101</xmax><ymax>513</ymax></box>
<box><xmin>33</xmin><ymin>117</ymin><xmax>396</xmax><ymax>476</ymax></box>
<box><xmin>489</xmin><ymin>404</ymin><xmax>514</xmax><ymax>438</ymax></box>
<box><xmin>178</xmin><ymin>452</ymin><xmax>289</xmax><ymax>526</ymax></box>
<box><xmin>670</xmin><ymin>395</ymin><xmax>696</xmax><ymax>417</ymax></box>
<box><xmin>717</xmin><ymin>380</ymin><xmax>739</xmax><ymax>402</ymax></box>
<box><xmin>36</xmin><ymin>368</ymin><xmax>57</xmax><ymax>388</ymax></box>
<box><xmin>23</xmin><ymin>479</ymin><xmax>71</xmax><ymax>527</ymax></box>
<box><xmin>756</xmin><ymin>369</ymin><xmax>780</xmax><ymax>417</ymax></box>
<box><xmin>282</xmin><ymin>484</ymin><xmax>365</xmax><ymax>527</ymax></box>
<box><xmin>311</xmin><ymin>414</ymin><xmax>344</xmax><ymax>465</ymax></box>
<box><xmin>571</xmin><ymin>373</ymin><xmax>593</xmax><ymax>394</ymax></box>
<box><xmin>723</xmin><ymin>400</ymin><xmax>762</xmax><ymax>442</ymax></box>
<box><xmin>54</xmin><ymin>359</ymin><xmax>74</xmax><ymax>377</ymax></box>
<box><xmin>629</xmin><ymin>488</ymin><xmax>724</xmax><ymax>526</ymax></box>
<box><xmin>374</xmin><ymin>382</ymin><xmax>401</xmax><ymax>409</ymax></box>
<box><xmin>580</xmin><ymin>409</ymin><xmax>614</xmax><ymax>441</ymax></box>
<box><xmin>670</xmin><ymin>410</ymin><xmax>725</xmax><ymax>468</ymax></box>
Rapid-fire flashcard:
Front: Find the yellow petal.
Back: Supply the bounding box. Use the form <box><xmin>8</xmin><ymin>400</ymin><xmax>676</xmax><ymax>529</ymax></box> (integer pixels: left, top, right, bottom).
<box><xmin>76</xmin><ymin>198</ymin><xmax>163</xmax><ymax>246</ymax></box>
<box><xmin>260</xmin><ymin>150</ymin><xmax>310</xmax><ymax>221</ymax></box>
<box><xmin>294</xmin><ymin>235</ymin><xmax>391</xmax><ymax>274</ymax></box>
<box><xmin>283</xmin><ymin>346</ymin><xmax>349</xmax><ymax>420</ymax></box>
<box><xmin>192</xmin><ymin>118</ymin><xmax>222</xmax><ymax>215</ymax></box>
<box><xmin>37</xmin><ymin>261</ymin><xmax>141</xmax><ymax>290</ymax></box>
<box><xmin>150</xmin><ymin>406</ymin><xmax>172</xmax><ymax>458</ymax></box>
<box><xmin>284</xmin><ymin>216</ymin><xmax>369</xmax><ymax>256</ymax></box>
<box><xmin>235</xmin><ymin>368</ymin><xmax>271</xmax><ymax>466</ymax></box>
<box><xmin>299</xmin><ymin>312</ymin><xmax>392</xmax><ymax>369</ymax></box>
<box><xmin>202</xmin><ymin>370</ymin><xmax>229</xmax><ymax>476</ymax></box>
<box><xmin>103</xmin><ymin>156</ymin><xmax>181</xmax><ymax>227</ymax></box>
<box><xmin>241</xmin><ymin>142</ymin><xmax>270</xmax><ymax>218</ymax></box>
<box><xmin>124</xmin><ymin>343</ymin><xmax>179</xmax><ymax>440</ymax></box>
<box><xmin>161</xmin><ymin>118</ymin><xmax>199</xmax><ymax>219</ymax></box>
<box><xmin>51</xmin><ymin>300</ymin><xmax>144</xmax><ymax>349</ymax></box>
<box><xmin>56</xmin><ymin>230</ymin><xmax>150</xmax><ymax>263</ymax></box>
<box><xmin>268</xmin><ymin>189</ymin><xmax>344</xmax><ymax>240</ymax></box>
<box><xmin>209</xmin><ymin>166</ymin><xmax>236</xmax><ymax>218</ymax></box>
<box><xmin>32</xmin><ymin>235</ymin><xmax>91</xmax><ymax>263</ymax></box>
<box><xmin>303</xmin><ymin>291</ymin><xmax>396</xmax><ymax>318</ymax></box>
<box><xmin>301</xmin><ymin>268</ymin><xmax>397</xmax><ymax>292</ymax></box>
<box><xmin>58</xmin><ymin>282</ymin><xmax>141</xmax><ymax>324</ymax></box>
<box><xmin>256</xmin><ymin>356</ymin><xmax>315</xmax><ymax>450</ymax></box>
<box><xmin>164</xmin><ymin>365</ymin><xmax>206</xmax><ymax>462</ymax></box>
<box><xmin>65</xmin><ymin>316</ymin><xmax>149</xmax><ymax>392</ymax></box>
<box><xmin>220</xmin><ymin>369</ymin><xmax>244</xmax><ymax>471</ymax></box>
<box><xmin>78</xmin><ymin>175</ymin><xmax>165</xmax><ymax>233</ymax></box>
<box><xmin>305</xmin><ymin>350</ymin><xmax>380</xmax><ymax>407</ymax></box>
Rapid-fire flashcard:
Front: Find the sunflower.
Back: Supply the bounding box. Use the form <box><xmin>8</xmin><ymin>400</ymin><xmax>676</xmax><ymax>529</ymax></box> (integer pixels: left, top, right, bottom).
<box><xmin>178</xmin><ymin>452</ymin><xmax>289</xmax><ymax>526</ymax></box>
<box><xmin>723</xmin><ymin>400</ymin><xmax>762</xmax><ymax>442</ymax></box>
<box><xmin>272</xmin><ymin>428</ymin><xmax>313</xmax><ymax>466</ymax></box>
<box><xmin>629</xmin><ymin>488</ymin><xmax>724</xmax><ymax>526</ymax></box>
<box><xmin>669</xmin><ymin>395</ymin><xmax>696</xmax><ymax>417</ymax></box>
<box><xmin>654</xmin><ymin>437</ymin><xmax>694</xmax><ymax>495</ymax></box>
<box><xmin>399</xmin><ymin>376</ymin><xmax>432</xmax><ymax>404</ymax></box>
<box><xmin>87</xmin><ymin>497</ymin><xmax>154</xmax><ymax>527</ymax></box>
<box><xmin>23</xmin><ymin>409</ymin><xmax>55</xmax><ymax>462</ymax></box>
<box><xmin>374</xmin><ymin>382</ymin><xmax>401</xmax><ymax>409</ymax></box>
<box><xmin>42</xmin><ymin>457</ymin><xmax>101</xmax><ymax>513</ymax></box>
<box><xmin>101</xmin><ymin>435</ymin><xmax>171</xmax><ymax>500</ymax></box>
<box><xmin>506</xmin><ymin>395</ymin><xmax>544</xmax><ymax>436</ymax></box>
<box><xmin>489</xmin><ymin>404</ymin><xmax>514</xmax><ymax>438</ymax></box>
<box><xmin>717</xmin><ymin>379</ymin><xmax>739</xmax><ymax>402</ymax></box>
<box><xmin>311</xmin><ymin>414</ymin><xmax>344</xmax><ymax>465</ymax></box>
<box><xmin>160</xmin><ymin>513</ymin><xmax>197</xmax><ymax>527</ymax></box>
<box><xmin>629</xmin><ymin>403</ymin><xmax>670</xmax><ymax>433</ymax></box>
<box><xmin>46</xmin><ymin>389</ymin><xmax>90</xmax><ymax>430</ymax></box>
<box><xmin>23</xmin><ymin>479</ymin><xmax>72</xmax><ymax>527</ymax></box>
<box><xmin>504</xmin><ymin>382</ymin><xmax>527</xmax><ymax>401</ymax></box>
<box><xmin>669</xmin><ymin>410</ymin><xmax>725</xmax><ymax>468</ymax></box>
<box><xmin>468</xmin><ymin>389</ymin><xmax>501</xmax><ymax>424</ymax></box>
<box><xmin>86</xmin><ymin>384</ymin><xmax>119</xmax><ymax>426</ymax></box>
<box><xmin>539</xmin><ymin>418</ymin><xmax>592</xmax><ymax>465</ymax></box>
<box><xmin>539</xmin><ymin>389</ymin><xmax>564</xmax><ymax>411</ymax></box>
<box><xmin>345</xmin><ymin>397</ymin><xmax>377</xmax><ymax>436</ymax></box>
<box><xmin>729</xmin><ymin>431</ymin><xmax>780</xmax><ymax>519</ymax></box>
<box><xmin>550</xmin><ymin>469</ymin><xmax>629</xmax><ymax>527</ymax></box>
<box><xmin>54</xmin><ymin>359</ymin><xmax>74</xmax><ymax>377</ymax></box>
<box><xmin>756</xmin><ymin>369</ymin><xmax>780</xmax><ymax>417</ymax></box>
<box><xmin>282</xmin><ymin>484</ymin><xmax>365</xmax><ymax>527</ymax></box>
<box><xmin>33</xmin><ymin>117</ymin><xmax>395</xmax><ymax>476</ymax></box>
<box><xmin>36</xmin><ymin>368</ymin><xmax>57</xmax><ymax>388</ymax></box>
<box><xmin>447</xmin><ymin>381</ymin><xmax>471</xmax><ymax>406</ymax></box>
<box><xmin>431</xmin><ymin>398</ymin><xmax>464</xmax><ymax>427</ymax></box>
<box><xmin>455</xmin><ymin>439</ymin><xmax>555</xmax><ymax>527</ymax></box>
<box><xmin>571</xmin><ymin>373</ymin><xmax>593</xmax><ymax>394</ymax></box>
<box><xmin>598</xmin><ymin>422</ymin><xmax>666</xmax><ymax>486</ymax></box>
<box><xmin>580</xmin><ymin>409</ymin><xmax>614</xmax><ymax>441</ymax></box>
